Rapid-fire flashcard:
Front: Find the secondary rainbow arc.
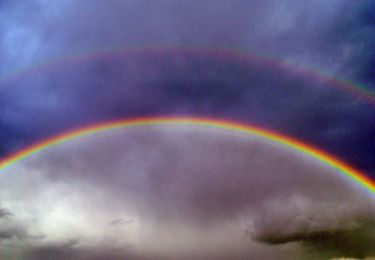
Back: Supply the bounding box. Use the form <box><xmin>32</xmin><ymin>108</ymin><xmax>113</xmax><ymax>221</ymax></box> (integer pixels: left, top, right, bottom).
<box><xmin>0</xmin><ymin>116</ymin><xmax>374</xmax><ymax>196</ymax></box>
<box><xmin>1</xmin><ymin>45</ymin><xmax>375</xmax><ymax>106</ymax></box>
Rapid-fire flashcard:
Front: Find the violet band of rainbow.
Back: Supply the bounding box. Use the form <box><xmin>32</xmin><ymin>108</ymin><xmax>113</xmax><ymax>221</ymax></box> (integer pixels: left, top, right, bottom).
<box><xmin>0</xmin><ymin>116</ymin><xmax>374</xmax><ymax>196</ymax></box>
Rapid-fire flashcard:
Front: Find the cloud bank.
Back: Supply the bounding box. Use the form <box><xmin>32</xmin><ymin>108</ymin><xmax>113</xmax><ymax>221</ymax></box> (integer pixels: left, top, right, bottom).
<box><xmin>1</xmin><ymin>125</ymin><xmax>375</xmax><ymax>259</ymax></box>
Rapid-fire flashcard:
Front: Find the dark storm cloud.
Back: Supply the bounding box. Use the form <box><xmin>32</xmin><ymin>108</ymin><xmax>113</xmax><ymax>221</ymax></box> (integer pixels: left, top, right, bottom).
<box><xmin>250</xmin><ymin>198</ymin><xmax>375</xmax><ymax>258</ymax></box>
<box><xmin>257</xmin><ymin>222</ymin><xmax>375</xmax><ymax>259</ymax></box>
<box><xmin>302</xmin><ymin>221</ymin><xmax>375</xmax><ymax>259</ymax></box>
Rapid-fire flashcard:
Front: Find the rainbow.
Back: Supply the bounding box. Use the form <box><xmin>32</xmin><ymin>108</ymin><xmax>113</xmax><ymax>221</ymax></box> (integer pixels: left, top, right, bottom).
<box><xmin>1</xmin><ymin>116</ymin><xmax>374</xmax><ymax>195</ymax></box>
<box><xmin>1</xmin><ymin>45</ymin><xmax>375</xmax><ymax>106</ymax></box>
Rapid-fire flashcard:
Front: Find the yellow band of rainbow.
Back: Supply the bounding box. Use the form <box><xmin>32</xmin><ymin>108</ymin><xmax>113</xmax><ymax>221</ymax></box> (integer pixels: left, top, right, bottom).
<box><xmin>1</xmin><ymin>116</ymin><xmax>374</xmax><ymax>195</ymax></box>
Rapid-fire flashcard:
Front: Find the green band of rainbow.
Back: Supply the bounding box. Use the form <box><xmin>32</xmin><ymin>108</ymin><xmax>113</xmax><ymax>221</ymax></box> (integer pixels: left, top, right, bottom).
<box><xmin>0</xmin><ymin>116</ymin><xmax>374</xmax><ymax>195</ymax></box>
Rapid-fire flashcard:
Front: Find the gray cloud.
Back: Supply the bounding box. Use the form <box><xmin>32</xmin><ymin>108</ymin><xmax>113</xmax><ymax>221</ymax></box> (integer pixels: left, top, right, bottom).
<box><xmin>0</xmin><ymin>207</ymin><xmax>12</xmax><ymax>218</ymax></box>
<box><xmin>0</xmin><ymin>224</ymin><xmax>28</xmax><ymax>240</ymax></box>
<box><xmin>109</xmin><ymin>218</ymin><xmax>135</xmax><ymax>226</ymax></box>
<box><xmin>1</xmin><ymin>125</ymin><xmax>375</xmax><ymax>259</ymax></box>
<box><xmin>0</xmin><ymin>206</ymin><xmax>32</xmax><ymax>247</ymax></box>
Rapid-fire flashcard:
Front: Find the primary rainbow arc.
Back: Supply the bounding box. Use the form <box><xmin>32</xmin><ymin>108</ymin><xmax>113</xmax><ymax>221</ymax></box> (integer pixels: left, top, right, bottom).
<box><xmin>0</xmin><ymin>116</ymin><xmax>374</xmax><ymax>196</ymax></box>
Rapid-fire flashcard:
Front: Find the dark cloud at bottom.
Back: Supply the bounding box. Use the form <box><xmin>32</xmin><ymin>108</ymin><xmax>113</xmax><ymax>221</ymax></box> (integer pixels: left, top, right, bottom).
<box><xmin>1</xmin><ymin>125</ymin><xmax>375</xmax><ymax>259</ymax></box>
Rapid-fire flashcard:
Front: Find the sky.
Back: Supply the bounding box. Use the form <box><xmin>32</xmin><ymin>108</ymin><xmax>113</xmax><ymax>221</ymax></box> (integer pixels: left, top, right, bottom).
<box><xmin>0</xmin><ymin>0</ymin><xmax>375</xmax><ymax>259</ymax></box>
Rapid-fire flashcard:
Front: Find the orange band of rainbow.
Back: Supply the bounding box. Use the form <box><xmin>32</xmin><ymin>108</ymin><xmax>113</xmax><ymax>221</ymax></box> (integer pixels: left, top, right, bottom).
<box><xmin>1</xmin><ymin>116</ymin><xmax>374</xmax><ymax>195</ymax></box>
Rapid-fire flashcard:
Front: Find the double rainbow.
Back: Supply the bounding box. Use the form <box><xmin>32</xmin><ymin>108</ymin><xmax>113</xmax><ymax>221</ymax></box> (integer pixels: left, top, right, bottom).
<box><xmin>0</xmin><ymin>46</ymin><xmax>374</xmax><ymax>196</ymax></box>
<box><xmin>1</xmin><ymin>116</ymin><xmax>374</xmax><ymax>196</ymax></box>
